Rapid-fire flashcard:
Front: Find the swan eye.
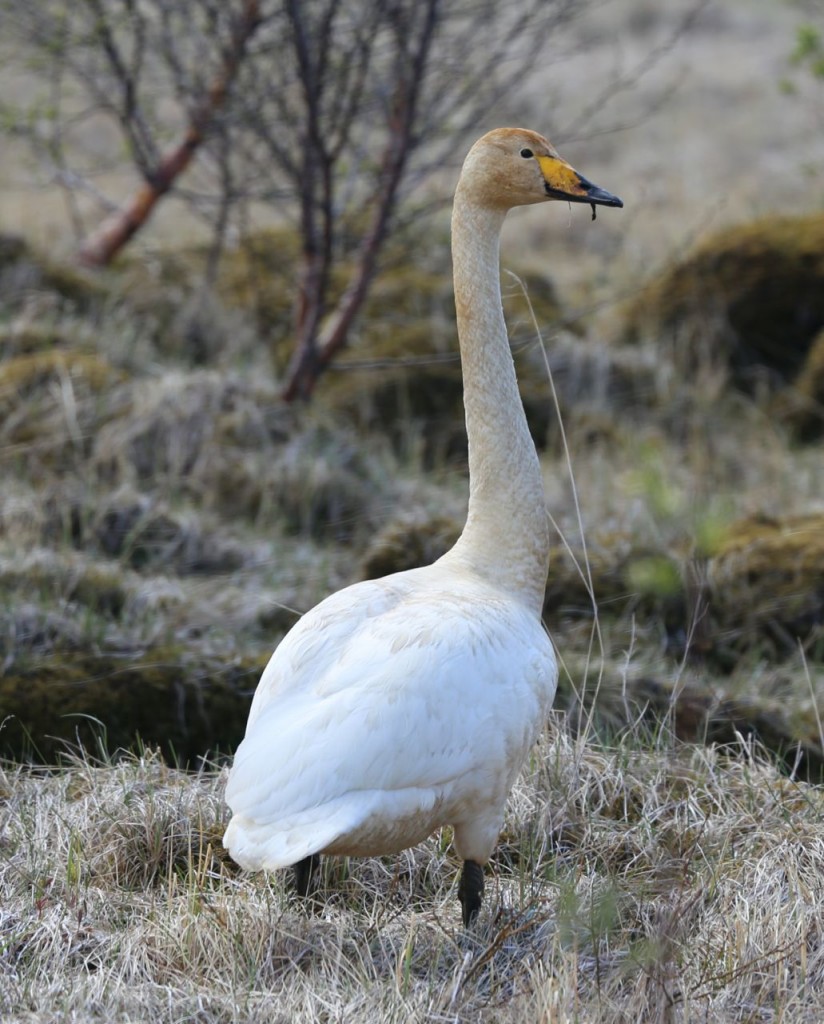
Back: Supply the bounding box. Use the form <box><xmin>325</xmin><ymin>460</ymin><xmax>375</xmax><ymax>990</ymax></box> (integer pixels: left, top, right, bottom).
<box><xmin>520</xmin><ymin>148</ymin><xmax>534</xmax><ymax>159</ymax></box>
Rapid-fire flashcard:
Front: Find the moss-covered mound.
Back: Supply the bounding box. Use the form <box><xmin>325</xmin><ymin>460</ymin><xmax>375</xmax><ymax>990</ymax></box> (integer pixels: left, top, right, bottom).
<box><xmin>622</xmin><ymin>214</ymin><xmax>824</xmax><ymax>394</ymax></box>
<box><xmin>706</xmin><ymin>513</ymin><xmax>824</xmax><ymax>662</ymax></box>
<box><xmin>0</xmin><ymin>349</ymin><xmax>117</xmax><ymax>400</ymax></box>
<box><xmin>551</xmin><ymin>515</ymin><xmax>824</xmax><ymax>665</ymax></box>
<box><xmin>0</xmin><ymin>351</ymin><xmax>122</xmax><ymax>475</ymax></box>
<box><xmin>627</xmin><ymin>677</ymin><xmax>824</xmax><ymax>782</ymax></box>
<box><xmin>0</xmin><ymin>649</ymin><xmax>267</xmax><ymax>764</ymax></box>
<box><xmin>775</xmin><ymin>327</ymin><xmax>824</xmax><ymax>440</ymax></box>
<box><xmin>210</xmin><ymin>227</ymin><xmax>301</xmax><ymax>356</ymax></box>
<box><xmin>0</xmin><ymin>232</ymin><xmax>108</xmax><ymax>311</ymax></box>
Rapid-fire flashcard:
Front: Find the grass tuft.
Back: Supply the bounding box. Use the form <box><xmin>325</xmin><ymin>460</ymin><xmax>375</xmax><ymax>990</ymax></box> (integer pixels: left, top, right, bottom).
<box><xmin>2</xmin><ymin>738</ymin><xmax>823</xmax><ymax>1021</ymax></box>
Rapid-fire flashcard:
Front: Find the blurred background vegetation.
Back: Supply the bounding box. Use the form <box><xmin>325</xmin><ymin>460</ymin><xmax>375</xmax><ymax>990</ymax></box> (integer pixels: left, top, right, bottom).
<box><xmin>0</xmin><ymin>0</ymin><xmax>822</xmax><ymax>773</ymax></box>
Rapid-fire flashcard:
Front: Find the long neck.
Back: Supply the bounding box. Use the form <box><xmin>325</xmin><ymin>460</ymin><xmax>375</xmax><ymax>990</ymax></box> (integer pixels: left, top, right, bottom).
<box><xmin>443</xmin><ymin>184</ymin><xmax>550</xmax><ymax>613</ymax></box>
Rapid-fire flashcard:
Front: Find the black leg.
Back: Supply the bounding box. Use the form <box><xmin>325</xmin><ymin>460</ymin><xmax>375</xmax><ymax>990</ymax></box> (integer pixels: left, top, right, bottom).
<box><xmin>294</xmin><ymin>853</ymin><xmax>320</xmax><ymax>897</ymax></box>
<box><xmin>457</xmin><ymin>859</ymin><xmax>485</xmax><ymax>927</ymax></box>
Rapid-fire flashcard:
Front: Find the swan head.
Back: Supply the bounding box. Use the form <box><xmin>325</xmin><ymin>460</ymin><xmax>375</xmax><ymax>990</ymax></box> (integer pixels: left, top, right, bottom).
<box><xmin>459</xmin><ymin>128</ymin><xmax>623</xmax><ymax>215</ymax></box>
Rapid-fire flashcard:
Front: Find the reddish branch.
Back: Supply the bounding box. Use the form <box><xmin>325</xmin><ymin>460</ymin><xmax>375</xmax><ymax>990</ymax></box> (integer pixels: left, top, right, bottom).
<box><xmin>76</xmin><ymin>0</ymin><xmax>262</xmax><ymax>268</ymax></box>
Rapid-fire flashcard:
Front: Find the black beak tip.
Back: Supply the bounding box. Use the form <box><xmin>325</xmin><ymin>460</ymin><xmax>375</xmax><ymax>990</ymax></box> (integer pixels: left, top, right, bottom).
<box><xmin>584</xmin><ymin>181</ymin><xmax>623</xmax><ymax>209</ymax></box>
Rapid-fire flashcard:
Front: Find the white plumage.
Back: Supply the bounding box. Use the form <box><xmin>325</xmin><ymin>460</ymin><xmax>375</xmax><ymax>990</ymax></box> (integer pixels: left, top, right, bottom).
<box><xmin>224</xmin><ymin>128</ymin><xmax>622</xmax><ymax>924</ymax></box>
<box><xmin>227</xmin><ymin>567</ymin><xmax>551</xmax><ymax>866</ymax></box>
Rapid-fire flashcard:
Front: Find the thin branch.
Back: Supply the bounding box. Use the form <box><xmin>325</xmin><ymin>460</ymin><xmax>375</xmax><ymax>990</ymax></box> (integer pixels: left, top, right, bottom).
<box><xmin>76</xmin><ymin>0</ymin><xmax>263</xmax><ymax>266</ymax></box>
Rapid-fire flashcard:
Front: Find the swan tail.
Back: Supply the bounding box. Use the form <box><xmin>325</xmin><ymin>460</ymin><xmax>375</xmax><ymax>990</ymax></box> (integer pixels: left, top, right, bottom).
<box><xmin>222</xmin><ymin>798</ymin><xmax>370</xmax><ymax>872</ymax></box>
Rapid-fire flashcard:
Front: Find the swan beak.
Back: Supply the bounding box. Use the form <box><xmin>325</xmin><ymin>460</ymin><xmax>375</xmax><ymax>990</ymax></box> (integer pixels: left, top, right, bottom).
<box><xmin>537</xmin><ymin>155</ymin><xmax>623</xmax><ymax>210</ymax></box>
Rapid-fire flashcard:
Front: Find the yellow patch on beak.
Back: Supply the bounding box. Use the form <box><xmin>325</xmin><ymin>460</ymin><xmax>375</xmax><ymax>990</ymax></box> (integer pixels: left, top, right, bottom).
<box><xmin>536</xmin><ymin>155</ymin><xmax>623</xmax><ymax>217</ymax></box>
<box><xmin>536</xmin><ymin>156</ymin><xmax>588</xmax><ymax>199</ymax></box>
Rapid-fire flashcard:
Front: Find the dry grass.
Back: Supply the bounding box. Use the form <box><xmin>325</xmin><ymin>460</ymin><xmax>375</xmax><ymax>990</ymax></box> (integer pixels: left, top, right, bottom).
<box><xmin>2</xmin><ymin>1</ymin><xmax>824</xmax><ymax>1019</ymax></box>
<box><xmin>2</xmin><ymin>735</ymin><xmax>823</xmax><ymax>1023</ymax></box>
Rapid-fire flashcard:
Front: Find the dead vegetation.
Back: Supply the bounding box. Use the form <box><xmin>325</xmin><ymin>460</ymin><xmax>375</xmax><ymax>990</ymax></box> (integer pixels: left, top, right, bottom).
<box><xmin>2</xmin><ymin>738</ymin><xmax>823</xmax><ymax>1022</ymax></box>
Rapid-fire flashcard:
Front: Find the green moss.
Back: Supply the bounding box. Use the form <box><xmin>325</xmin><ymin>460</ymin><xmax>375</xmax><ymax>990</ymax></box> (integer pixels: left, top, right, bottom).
<box><xmin>543</xmin><ymin>533</ymin><xmax>688</xmax><ymax>634</ymax></box>
<box><xmin>0</xmin><ymin>350</ymin><xmax>117</xmax><ymax>400</ymax></box>
<box><xmin>201</xmin><ymin>228</ymin><xmax>302</xmax><ymax>355</ymax></box>
<box><xmin>622</xmin><ymin>213</ymin><xmax>824</xmax><ymax>390</ymax></box>
<box><xmin>67</xmin><ymin>567</ymin><xmax>128</xmax><ymax>617</ymax></box>
<box><xmin>707</xmin><ymin>513</ymin><xmax>824</xmax><ymax>660</ymax></box>
<box><xmin>0</xmin><ymin>649</ymin><xmax>268</xmax><ymax>764</ymax></box>
<box><xmin>0</xmin><ymin>351</ymin><xmax>120</xmax><ymax>468</ymax></box>
<box><xmin>37</xmin><ymin>261</ymin><xmax>110</xmax><ymax>308</ymax></box>
<box><xmin>628</xmin><ymin>677</ymin><xmax>824</xmax><ymax>783</ymax></box>
<box><xmin>625</xmin><ymin>554</ymin><xmax>683</xmax><ymax>598</ymax></box>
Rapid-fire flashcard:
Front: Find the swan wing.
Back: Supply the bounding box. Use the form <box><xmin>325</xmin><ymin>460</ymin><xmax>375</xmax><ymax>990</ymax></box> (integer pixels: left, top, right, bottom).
<box><xmin>224</xmin><ymin>580</ymin><xmax>556</xmax><ymax>869</ymax></box>
<box><xmin>244</xmin><ymin>575</ymin><xmax>419</xmax><ymax>728</ymax></box>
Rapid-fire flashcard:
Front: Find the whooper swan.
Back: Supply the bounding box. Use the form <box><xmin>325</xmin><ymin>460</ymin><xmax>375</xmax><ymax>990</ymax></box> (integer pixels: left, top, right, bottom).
<box><xmin>224</xmin><ymin>128</ymin><xmax>623</xmax><ymax>926</ymax></box>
